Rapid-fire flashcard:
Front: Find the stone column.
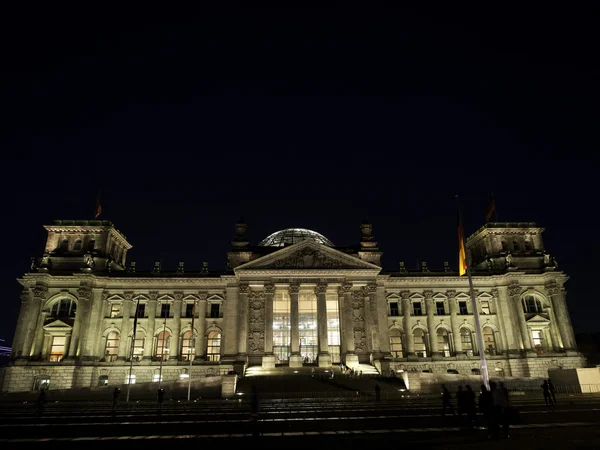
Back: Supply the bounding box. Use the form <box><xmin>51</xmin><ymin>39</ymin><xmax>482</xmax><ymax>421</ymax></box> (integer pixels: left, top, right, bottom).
<box><xmin>289</xmin><ymin>283</ymin><xmax>302</xmax><ymax>368</ymax></box>
<box><xmin>11</xmin><ymin>289</ymin><xmax>32</xmax><ymax>358</ymax></box>
<box><xmin>496</xmin><ymin>287</ymin><xmax>520</xmax><ymax>354</ymax></box>
<box><xmin>237</xmin><ymin>284</ymin><xmax>248</xmax><ymax>355</ymax></box>
<box><xmin>508</xmin><ymin>284</ymin><xmax>533</xmax><ymax>352</ymax></box>
<box><xmin>546</xmin><ymin>282</ymin><xmax>576</xmax><ymax>351</ymax></box>
<box><xmin>28</xmin><ymin>286</ymin><xmax>48</xmax><ymax>359</ymax></box>
<box><xmin>545</xmin><ymin>305</ymin><xmax>562</xmax><ymax>351</ymax></box>
<box><xmin>67</xmin><ymin>287</ymin><xmax>90</xmax><ymax>358</ymax></box>
<box><xmin>32</xmin><ymin>310</ymin><xmax>48</xmax><ymax>360</ymax></box>
<box><xmin>490</xmin><ymin>289</ymin><xmax>508</xmax><ymax>355</ymax></box>
<box><xmin>401</xmin><ymin>291</ymin><xmax>414</xmax><ymax>356</ymax></box>
<box><xmin>169</xmin><ymin>294</ymin><xmax>183</xmax><ymax>359</ymax></box>
<box><xmin>340</xmin><ymin>283</ymin><xmax>357</xmax><ymax>366</ymax></box>
<box><xmin>316</xmin><ymin>283</ymin><xmax>331</xmax><ymax>367</ymax></box>
<box><xmin>376</xmin><ymin>284</ymin><xmax>391</xmax><ymax>357</ymax></box>
<box><xmin>424</xmin><ymin>291</ymin><xmax>438</xmax><ymax>357</ymax></box>
<box><xmin>117</xmin><ymin>294</ymin><xmax>133</xmax><ymax>359</ymax></box>
<box><xmin>195</xmin><ymin>293</ymin><xmax>207</xmax><ymax>359</ymax></box>
<box><xmin>223</xmin><ymin>286</ymin><xmax>239</xmax><ymax>361</ymax></box>
<box><xmin>264</xmin><ymin>284</ymin><xmax>275</xmax><ymax>354</ymax></box>
<box><xmin>448</xmin><ymin>290</ymin><xmax>462</xmax><ymax>355</ymax></box>
<box><xmin>81</xmin><ymin>289</ymin><xmax>105</xmax><ymax>360</ymax></box>
<box><xmin>144</xmin><ymin>294</ymin><xmax>158</xmax><ymax>358</ymax></box>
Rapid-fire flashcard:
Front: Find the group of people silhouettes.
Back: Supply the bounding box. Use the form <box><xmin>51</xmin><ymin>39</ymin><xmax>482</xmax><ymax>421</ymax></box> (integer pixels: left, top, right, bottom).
<box><xmin>441</xmin><ymin>381</ymin><xmax>514</xmax><ymax>439</ymax></box>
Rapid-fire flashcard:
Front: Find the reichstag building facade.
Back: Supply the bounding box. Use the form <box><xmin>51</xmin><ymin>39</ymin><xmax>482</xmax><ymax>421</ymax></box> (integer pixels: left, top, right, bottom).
<box><xmin>0</xmin><ymin>218</ymin><xmax>584</xmax><ymax>392</ymax></box>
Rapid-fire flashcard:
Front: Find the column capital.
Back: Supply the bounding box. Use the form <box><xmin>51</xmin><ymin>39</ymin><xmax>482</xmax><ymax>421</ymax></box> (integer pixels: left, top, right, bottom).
<box><xmin>352</xmin><ymin>289</ymin><xmax>364</xmax><ymax>300</ymax></box>
<box><xmin>365</xmin><ymin>283</ymin><xmax>377</xmax><ymax>294</ymax></box>
<box><xmin>148</xmin><ymin>291</ymin><xmax>159</xmax><ymax>301</ymax></box>
<box><xmin>198</xmin><ymin>291</ymin><xmax>208</xmax><ymax>301</ymax></box>
<box><xmin>490</xmin><ymin>288</ymin><xmax>499</xmax><ymax>299</ymax></box>
<box><xmin>507</xmin><ymin>283</ymin><xmax>522</xmax><ymax>298</ymax></box>
<box><xmin>545</xmin><ymin>281</ymin><xmax>561</xmax><ymax>296</ymax></box>
<box><xmin>264</xmin><ymin>283</ymin><xmax>275</xmax><ymax>295</ymax></box>
<box><xmin>173</xmin><ymin>291</ymin><xmax>184</xmax><ymax>302</ymax></box>
<box><xmin>446</xmin><ymin>289</ymin><xmax>456</xmax><ymax>299</ymax></box>
<box><xmin>239</xmin><ymin>283</ymin><xmax>249</xmax><ymax>294</ymax></box>
<box><xmin>400</xmin><ymin>290</ymin><xmax>411</xmax><ymax>300</ymax></box>
<box><xmin>289</xmin><ymin>283</ymin><xmax>300</xmax><ymax>294</ymax></box>
<box><xmin>77</xmin><ymin>287</ymin><xmax>92</xmax><ymax>302</ymax></box>
<box><xmin>32</xmin><ymin>285</ymin><xmax>48</xmax><ymax>300</ymax></box>
<box><xmin>341</xmin><ymin>282</ymin><xmax>353</xmax><ymax>293</ymax></box>
<box><xmin>315</xmin><ymin>283</ymin><xmax>328</xmax><ymax>295</ymax></box>
<box><xmin>423</xmin><ymin>290</ymin><xmax>434</xmax><ymax>300</ymax></box>
<box><xmin>20</xmin><ymin>289</ymin><xmax>31</xmax><ymax>304</ymax></box>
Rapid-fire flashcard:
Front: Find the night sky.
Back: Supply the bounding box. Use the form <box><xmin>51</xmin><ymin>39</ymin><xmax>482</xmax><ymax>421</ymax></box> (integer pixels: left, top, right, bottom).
<box><xmin>1</xmin><ymin>4</ymin><xmax>598</xmax><ymax>346</ymax></box>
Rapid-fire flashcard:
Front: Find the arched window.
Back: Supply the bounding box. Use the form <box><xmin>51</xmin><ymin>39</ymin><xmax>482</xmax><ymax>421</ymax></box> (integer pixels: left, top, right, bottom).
<box><xmin>501</xmin><ymin>240</ymin><xmax>508</xmax><ymax>252</ymax></box>
<box><xmin>73</xmin><ymin>239</ymin><xmax>82</xmax><ymax>251</ymax></box>
<box><xmin>88</xmin><ymin>239</ymin><xmax>96</xmax><ymax>251</ymax></box>
<box><xmin>206</xmin><ymin>331</ymin><xmax>221</xmax><ymax>362</ymax></box>
<box><xmin>522</xmin><ymin>295</ymin><xmax>543</xmax><ymax>313</ymax></box>
<box><xmin>524</xmin><ymin>240</ymin><xmax>532</xmax><ymax>251</ymax></box>
<box><xmin>461</xmin><ymin>328</ymin><xmax>474</xmax><ymax>356</ymax></box>
<box><xmin>483</xmin><ymin>327</ymin><xmax>497</xmax><ymax>355</ymax></box>
<box><xmin>437</xmin><ymin>328</ymin><xmax>451</xmax><ymax>357</ymax></box>
<box><xmin>513</xmin><ymin>240</ymin><xmax>520</xmax><ymax>252</ymax></box>
<box><xmin>413</xmin><ymin>328</ymin><xmax>427</xmax><ymax>358</ymax></box>
<box><xmin>181</xmin><ymin>330</ymin><xmax>195</xmax><ymax>361</ymax></box>
<box><xmin>60</xmin><ymin>239</ymin><xmax>69</xmax><ymax>251</ymax></box>
<box><xmin>105</xmin><ymin>331</ymin><xmax>119</xmax><ymax>362</ymax></box>
<box><xmin>50</xmin><ymin>298</ymin><xmax>77</xmax><ymax>318</ymax></box>
<box><xmin>155</xmin><ymin>331</ymin><xmax>170</xmax><ymax>361</ymax></box>
<box><xmin>131</xmin><ymin>331</ymin><xmax>145</xmax><ymax>361</ymax></box>
<box><xmin>389</xmin><ymin>328</ymin><xmax>403</xmax><ymax>358</ymax></box>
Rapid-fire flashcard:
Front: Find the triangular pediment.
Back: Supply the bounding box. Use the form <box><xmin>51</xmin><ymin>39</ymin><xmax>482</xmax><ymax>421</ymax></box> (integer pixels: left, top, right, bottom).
<box><xmin>526</xmin><ymin>314</ymin><xmax>550</xmax><ymax>324</ymax></box>
<box><xmin>43</xmin><ymin>319</ymin><xmax>73</xmax><ymax>330</ymax></box>
<box><xmin>235</xmin><ymin>240</ymin><xmax>381</xmax><ymax>272</ymax></box>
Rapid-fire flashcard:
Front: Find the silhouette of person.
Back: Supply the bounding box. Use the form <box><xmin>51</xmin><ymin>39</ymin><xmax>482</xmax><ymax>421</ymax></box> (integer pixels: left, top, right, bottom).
<box><xmin>441</xmin><ymin>385</ymin><xmax>455</xmax><ymax>416</ymax></box>
<box><xmin>479</xmin><ymin>384</ymin><xmax>493</xmax><ymax>434</ymax></box>
<box><xmin>157</xmin><ymin>388</ymin><xmax>165</xmax><ymax>412</ymax></box>
<box><xmin>112</xmin><ymin>387</ymin><xmax>121</xmax><ymax>414</ymax></box>
<box><xmin>547</xmin><ymin>379</ymin><xmax>557</xmax><ymax>404</ymax></box>
<box><xmin>541</xmin><ymin>380</ymin><xmax>553</xmax><ymax>406</ymax></box>
<box><xmin>36</xmin><ymin>388</ymin><xmax>47</xmax><ymax>416</ymax></box>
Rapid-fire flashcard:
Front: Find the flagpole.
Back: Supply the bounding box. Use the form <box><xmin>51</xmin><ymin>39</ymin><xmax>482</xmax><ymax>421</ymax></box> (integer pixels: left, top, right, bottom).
<box><xmin>187</xmin><ymin>299</ymin><xmax>196</xmax><ymax>401</ymax></box>
<box><xmin>456</xmin><ymin>196</ymin><xmax>490</xmax><ymax>390</ymax></box>
<box><xmin>126</xmin><ymin>295</ymin><xmax>141</xmax><ymax>403</ymax></box>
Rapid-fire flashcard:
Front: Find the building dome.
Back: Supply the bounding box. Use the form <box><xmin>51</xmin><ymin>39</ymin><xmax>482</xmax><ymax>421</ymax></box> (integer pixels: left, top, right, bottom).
<box><xmin>258</xmin><ymin>228</ymin><xmax>333</xmax><ymax>247</ymax></box>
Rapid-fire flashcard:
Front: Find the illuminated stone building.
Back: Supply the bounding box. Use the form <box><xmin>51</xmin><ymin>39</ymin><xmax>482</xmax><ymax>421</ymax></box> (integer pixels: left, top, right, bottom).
<box><xmin>0</xmin><ymin>218</ymin><xmax>585</xmax><ymax>392</ymax></box>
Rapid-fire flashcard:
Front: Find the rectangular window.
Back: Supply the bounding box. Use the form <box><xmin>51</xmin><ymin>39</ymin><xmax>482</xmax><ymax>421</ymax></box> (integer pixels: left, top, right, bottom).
<box><xmin>412</xmin><ymin>301</ymin><xmax>423</xmax><ymax>316</ymax></box>
<box><xmin>389</xmin><ymin>302</ymin><xmax>399</xmax><ymax>316</ymax></box>
<box><xmin>326</xmin><ymin>292</ymin><xmax>341</xmax><ymax>364</ymax></box>
<box><xmin>414</xmin><ymin>332</ymin><xmax>427</xmax><ymax>357</ymax></box>
<box><xmin>480</xmin><ymin>300</ymin><xmax>490</xmax><ymax>315</ymax></box>
<box><xmin>152</xmin><ymin>374</ymin><xmax>162</xmax><ymax>382</ymax></box>
<box><xmin>273</xmin><ymin>291</ymin><xmax>291</xmax><ymax>363</ymax></box>
<box><xmin>135</xmin><ymin>303</ymin><xmax>146</xmax><ymax>318</ymax></box>
<box><xmin>532</xmin><ymin>329</ymin><xmax>545</xmax><ymax>354</ymax></box>
<box><xmin>209</xmin><ymin>303</ymin><xmax>221</xmax><ymax>318</ymax></box>
<box><xmin>110</xmin><ymin>304</ymin><xmax>121</xmax><ymax>318</ymax></box>
<box><xmin>49</xmin><ymin>336</ymin><xmax>66</xmax><ymax>362</ymax></box>
<box><xmin>459</xmin><ymin>301</ymin><xmax>468</xmax><ymax>315</ymax></box>
<box><xmin>126</xmin><ymin>375</ymin><xmax>136</xmax><ymax>384</ymax></box>
<box><xmin>160</xmin><ymin>303</ymin><xmax>170</xmax><ymax>318</ymax></box>
<box><xmin>184</xmin><ymin>303</ymin><xmax>194</xmax><ymax>318</ymax></box>
<box><xmin>436</xmin><ymin>301</ymin><xmax>446</xmax><ymax>315</ymax></box>
<box><xmin>299</xmin><ymin>291</ymin><xmax>318</xmax><ymax>364</ymax></box>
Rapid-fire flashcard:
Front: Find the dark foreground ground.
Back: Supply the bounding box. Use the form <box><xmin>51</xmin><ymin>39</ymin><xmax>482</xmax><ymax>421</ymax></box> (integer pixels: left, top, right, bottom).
<box><xmin>1</xmin><ymin>393</ymin><xmax>599</xmax><ymax>449</ymax></box>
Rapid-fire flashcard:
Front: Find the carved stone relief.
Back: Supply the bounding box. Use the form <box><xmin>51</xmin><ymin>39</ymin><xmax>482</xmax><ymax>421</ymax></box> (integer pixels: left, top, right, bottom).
<box><xmin>351</xmin><ymin>290</ymin><xmax>367</xmax><ymax>351</ymax></box>
<box><xmin>258</xmin><ymin>248</ymin><xmax>357</xmax><ymax>269</ymax></box>
<box><xmin>247</xmin><ymin>291</ymin><xmax>265</xmax><ymax>353</ymax></box>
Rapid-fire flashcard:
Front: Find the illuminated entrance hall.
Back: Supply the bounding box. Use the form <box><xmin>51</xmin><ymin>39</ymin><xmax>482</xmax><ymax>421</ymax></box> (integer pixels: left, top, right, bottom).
<box><xmin>299</xmin><ymin>291</ymin><xmax>318</xmax><ymax>364</ymax></box>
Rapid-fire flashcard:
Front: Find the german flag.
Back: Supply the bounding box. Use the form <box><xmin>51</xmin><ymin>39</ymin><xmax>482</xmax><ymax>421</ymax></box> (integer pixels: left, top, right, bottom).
<box><xmin>458</xmin><ymin>211</ymin><xmax>467</xmax><ymax>276</ymax></box>
<box><xmin>485</xmin><ymin>193</ymin><xmax>496</xmax><ymax>222</ymax></box>
<box><xmin>95</xmin><ymin>199</ymin><xmax>102</xmax><ymax>219</ymax></box>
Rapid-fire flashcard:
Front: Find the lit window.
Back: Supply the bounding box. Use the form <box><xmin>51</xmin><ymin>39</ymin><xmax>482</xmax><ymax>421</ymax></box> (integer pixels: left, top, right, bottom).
<box><xmin>33</xmin><ymin>375</ymin><xmax>50</xmax><ymax>391</ymax></box>
<box><xmin>483</xmin><ymin>327</ymin><xmax>497</xmax><ymax>355</ymax></box>
<box><xmin>458</xmin><ymin>301</ymin><xmax>468</xmax><ymax>315</ymax></box>
<box><xmin>437</xmin><ymin>329</ymin><xmax>451</xmax><ymax>357</ymax></box>
<box><xmin>206</xmin><ymin>331</ymin><xmax>221</xmax><ymax>362</ymax></box>
<box><xmin>49</xmin><ymin>336</ymin><xmax>66</xmax><ymax>362</ymax></box>
<box><xmin>179</xmin><ymin>373</ymin><xmax>189</xmax><ymax>380</ymax></box>
<box><xmin>131</xmin><ymin>331</ymin><xmax>144</xmax><ymax>361</ymax></box>
<box><xmin>110</xmin><ymin>304</ymin><xmax>121</xmax><ymax>318</ymax></box>
<box><xmin>495</xmin><ymin>367</ymin><xmax>505</xmax><ymax>377</ymax></box>
<box><xmin>412</xmin><ymin>301</ymin><xmax>423</xmax><ymax>316</ymax></box>
<box><xmin>126</xmin><ymin>375</ymin><xmax>136</xmax><ymax>384</ymax></box>
<box><xmin>326</xmin><ymin>293</ymin><xmax>341</xmax><ymax>364</ymax></box>
<box><xmin>480</xmin><ymin>300</ymin><xmax>490</xmax><ymax>315</ymax></box>
<box><xmin>436</xmin><ymin>301</ymin><xmax>446</xmax><ymax>315</ymax></box>
<box><xmin>413</xmin><ymin>329</ymin><xmax>427</xmax><ymax>357</ymax></box>
<box><xmin>532</xmin><ymin>329</ymin><xmax>545</xmax><ymax>354</ymax></box>
<box><xmin>155</xmin><ymin>331</ymin><xmax>170</xmax><ymax>361</ymax></box>
<box><xmin>105</xmin><ymin>331</ymin><xmax>119</xmax><ymax>362</ymax></box>
<box><xmin>98</xmin><ymin>375</ymin><xmax>109</xmax><ymax>386</ymax></box>
<box><xmin>153</xmin><ymin>374</ymin><xmax>163</xmax><ymax>382</ymax></box>
<box><xmin>461</xmin><ymin>329</ymin><xmax>474</xmax><ymax>356</ymax></box>
<box><xmin>389</xmin><ymin>329</ymin><xmax>403</xmax><ymax>358</ymax></box>
<box><xmin>273</xmin><ymin>291</ymin><xmax>291</xmax><ymax>363</ymax></box>
<box><xmin>51</xmin><ymin>299</ymin><xmax>77</xmax><ymax>318</ymax></box>
<box><xmin>389</xmin><ymin>302</ymin><xmax>399</xmax><ymax>316</ymax></box>
<box><xmin>181</xmin><ymin>330</ymin><xmax>195</xmax><ymax>361</ymax></box>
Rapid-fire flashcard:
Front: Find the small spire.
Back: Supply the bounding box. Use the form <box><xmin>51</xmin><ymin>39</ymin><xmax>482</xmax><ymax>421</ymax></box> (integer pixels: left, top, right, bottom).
<box><xmin>152</xmin><ymin>261</ymin><xmax>161</xmax><ymax>273</ymax></box>
<box><xmin>202</xmin><ymin>261</ymin><xmax>209</xmax><ymax>273</ymax></box>
<box><xmin>177</xmin><ymin>261</ymin><xmax>185</xmax><ymax>273</ymax></box>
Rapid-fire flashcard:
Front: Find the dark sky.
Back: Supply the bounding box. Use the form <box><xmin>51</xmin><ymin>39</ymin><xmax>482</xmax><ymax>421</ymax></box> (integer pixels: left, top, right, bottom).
<box><xmin>1</xmin><ymin>4</ymin><xmax>599</xmax><ymax>346</ymax></box>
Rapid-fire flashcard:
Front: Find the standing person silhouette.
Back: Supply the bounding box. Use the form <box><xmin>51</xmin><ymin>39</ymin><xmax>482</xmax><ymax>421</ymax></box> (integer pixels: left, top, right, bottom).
<box><xmin>547</xmin><ymin>379</ymin><xmax>557</xmax><ymax>404</ymax></box>
<box><xmin>36</xmin><ymin>388</ymin><xmax>47</xmax><ymax>416</ymax></box>
<box><xmin>157</xmin><ymin>388</ymin><xmax>165</xmax><ymax>413</ymax></box>
<box><xmin>441</xmin><ymin>385</ymin><xmax>455</xmax><ymax>416</ymax></box>
<box><xmin>112</xmin><ymin>387</ymin><xmax>121</xmax><ymax>414</ymax></box>
<box><xmin>541</xmin><ymin>380</ymin><xmax>554</xmax><ymax>406</ymax></box>
<box><xmin>478</xmin><ymin>384</ymin><xmax>493</xmax><ymax>434</ymax></box>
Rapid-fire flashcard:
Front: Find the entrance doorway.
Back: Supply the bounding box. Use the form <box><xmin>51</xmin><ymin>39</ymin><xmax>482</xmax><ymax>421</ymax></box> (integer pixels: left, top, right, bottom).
<box><xmin>274</xmin><ymin>345</ymin><xmax>290</xmax><ymax>364</ymax></box>
<box><xmin>300</xmin><ymin>345</ymin><xmax>317</xmax><ymax>364</ymax></box>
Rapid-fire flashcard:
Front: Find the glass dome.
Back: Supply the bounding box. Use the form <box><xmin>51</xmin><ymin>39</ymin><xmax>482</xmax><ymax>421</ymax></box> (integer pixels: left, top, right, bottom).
<box><xmin>258</xmin><ymin>228</ymin><xmax>333</xmax><ymax>247</ymax></box>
